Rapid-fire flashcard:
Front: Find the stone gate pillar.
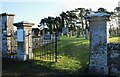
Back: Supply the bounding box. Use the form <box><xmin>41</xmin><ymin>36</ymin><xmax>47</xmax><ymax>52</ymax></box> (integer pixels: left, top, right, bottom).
<box><xmin>88</xmin><ymin>13</ymin><xmax>110</xmax><ymax>75</ymax></box>
<box><xmin>0</xmin><ymin>13</ymin><xmax>15</xmax><ymax>56</ymax></box>
<box><xmin>14</xmin><ymin>21</ymin><xmax>34</xmax><ymax>61</ymax></box>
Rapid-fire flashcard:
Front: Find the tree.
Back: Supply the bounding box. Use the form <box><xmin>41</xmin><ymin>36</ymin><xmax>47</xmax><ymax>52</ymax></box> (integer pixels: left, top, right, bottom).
<box><xmin>97</xmin><ymin>7</ymin><xmax>107</xmax><ymax>13</ymax></box>
<box><xmin>66</xmin><ymin>10</ymin><xmax>78</xmax><ymax>37</ymax></box>
<box><xmin>39</xmin><ymin>18</ymin><xmax>49</xmax><ymax>34</ymax></box>
<box><xmin>75</xmin><ymin>8</ymin><xmax>86</xmax><ymax>38</ymax></box>
<box><xmin>46</xmin><ymin>16</ymin><xmax>54</xmax><ymax>33</ymax></box>
<box><xmin>54</xmin><ymin>16</ymin><xmax>61</xmax><ymax>34</ymax></box>
<box><xmin>97</xmin><ymin>7</ymin><xmax>114</xmax><ymax>14</ymax></box>
<box><xmin>84</xmin><ymin>8</ymin><xmax>92</xmax><ymax>39</ymax></box>
<box><xmin>60</xmin><ymin>12</ymin><xmax>68</xmax><ymax>28</ymax></box>
<box><xmin>97</xmin><ymin>7</ymin><xmax>114</xmax><ymax>37</ymax></box>
<box><xmin>60</xmin><ymin>12</ymin><xmax>69</xmax><ymax>36</ymax></box>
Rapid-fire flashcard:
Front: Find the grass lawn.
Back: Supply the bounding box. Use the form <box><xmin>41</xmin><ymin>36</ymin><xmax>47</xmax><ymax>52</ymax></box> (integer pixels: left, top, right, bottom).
<box><xmin>54</xmin><ymin>36</ymin><xmax>89</xmax><ymax>74</ymax></box>
<box><xmin>3</xmin><ymin>36</ymin><xmax>119</xmax><ymax>76</ymax></box>
<box><xmin>3</xmin><ymin>36</ymin><xmax>89</xmax><ymax>75</ymax></box>
<box><xmin>109</xmin><ymin>36</ymin><xmax>120</xmax><ymax>43</ymax></box>
<box><xmin>32</xmin><ymin>36</ymin><xmax>90</xmax><ymax>74</ymax></box>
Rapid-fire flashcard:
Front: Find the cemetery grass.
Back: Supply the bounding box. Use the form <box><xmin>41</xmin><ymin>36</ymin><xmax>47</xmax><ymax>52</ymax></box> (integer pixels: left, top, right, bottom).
<box><xmin>109</xmin><ymin>36</ymin><xmax>120</xmax><ymax>43</ymax></box>
<box><xmin>3</xmin><ymin>36</ymin><xmax>90</xmax><ymax>75</ymax></box>
<box><xmin>3</xmin><ymin>36</ymin><xmax>119</xmax><ymax>75</ymax></box>
<box><xmin>32</xmin><ymin>36</ymin><xmax>90</xmax><ymax>74</ymax></box>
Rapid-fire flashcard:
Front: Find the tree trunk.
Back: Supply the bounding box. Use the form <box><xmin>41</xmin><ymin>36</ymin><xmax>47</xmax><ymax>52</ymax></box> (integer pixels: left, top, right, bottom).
<box><xmin>82</xmin><ymin>30</ymin><xmax>84</xmax><ymax>38</ymax></box>
<box><xmin>70</xmin><ymin>30</ymin><xmax>72</xmax><ymax>37</ymax></box>
<box><xmin>81</xmin><ymin>20</ymin><xmax>84</xmax><ymax>38</ymax></box>
<box><xmin>85</xmin><ymin>29</ymin><xmax>88</xmax><ymax>39</ymax></box>
<box><xmin>85</xmin><ymin>20</ymin><xmax>88</xmax><ymax>39</ymax></box>
<box><xmin>76</xmin><ymin>27</ymin><xmax>80</xmax><ymax>38</ymax></box>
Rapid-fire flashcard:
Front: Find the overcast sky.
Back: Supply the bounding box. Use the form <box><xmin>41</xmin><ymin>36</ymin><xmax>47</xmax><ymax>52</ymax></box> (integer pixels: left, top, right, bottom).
<box><xmin>0</xmin><ymin>0</ymin><xmax>120</xmax><ymax>28</ymax></box>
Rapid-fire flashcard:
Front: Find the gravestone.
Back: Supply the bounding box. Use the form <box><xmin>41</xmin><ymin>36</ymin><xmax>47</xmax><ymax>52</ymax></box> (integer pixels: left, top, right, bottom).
<box><xmin>62</xmin><ymin>27</ymin><xmax>68</xmax><ymax>35</ymax></box>
<box><xmin>44</xmin><ymin>34</ymin><xmax>52</xmax><ymax>40</ymax></box>
<box><xmin>43</xmin><ymin>32</ymin><xmax>51</xmax><ymax>40</ymax></box>
<box><xmin>87</xmin><ymin>13</ymin><xmax>110</xmax><ymax>75</ymax></box>
<box><xmin>14</xmin><ymin>21</ymin><xmax>34</xmax><ymax>61</ymax></box>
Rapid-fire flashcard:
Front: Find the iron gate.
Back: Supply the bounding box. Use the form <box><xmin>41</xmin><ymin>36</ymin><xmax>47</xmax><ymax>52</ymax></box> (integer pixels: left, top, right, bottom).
<box><xmin>32</xmin><ymin>32</ymin><xmax>57</xmax><ymax>62</ymax></box>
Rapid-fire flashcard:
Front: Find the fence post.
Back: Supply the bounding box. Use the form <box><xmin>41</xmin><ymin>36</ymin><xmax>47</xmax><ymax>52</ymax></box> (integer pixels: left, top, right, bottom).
<box><xmin>87</xmin><ymin>13</ymin><xmax>110</xmax><ymax>75</ymax></box>
<box><xmin>55</xmin><ymin>31</ymin><xmax>57</xmax><ymax>62</ymax></box>
<box><xmin>14</xmin><ymin>21</ymin><xmax>34</xmax><ymax>61</ymax></box>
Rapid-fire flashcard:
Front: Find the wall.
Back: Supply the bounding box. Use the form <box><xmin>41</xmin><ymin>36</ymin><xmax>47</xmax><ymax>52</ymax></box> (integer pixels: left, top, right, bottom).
<box><xmin>108</xmin><ymin>43</ymin><xmax>120</xmax><ymax>76</ymax></box>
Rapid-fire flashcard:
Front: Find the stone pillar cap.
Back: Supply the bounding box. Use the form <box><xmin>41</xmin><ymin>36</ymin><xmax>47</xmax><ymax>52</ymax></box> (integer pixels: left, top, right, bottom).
<box><xmin>14</xmin><ymin>21</ymin><xmax>35</xmax><ymax>27</ymax></box>
<box><xmin>0</xmin><ymin>12</ymin><xmax>15</xmax><ymax>16</ymax></box>
<box><xmin>86</xmin><ymin>12</ymin><xmax>111</xmax><ymax>21</ymax></box>
<box><xmin>86</xmin><ymin>12</ymin><xmax>111</xmax><ymax>18</ymax></box>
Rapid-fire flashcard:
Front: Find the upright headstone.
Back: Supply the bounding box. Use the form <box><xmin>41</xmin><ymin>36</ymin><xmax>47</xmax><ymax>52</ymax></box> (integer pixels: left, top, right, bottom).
<box><xmin>62</xmin><ymin>27</ymin><xmax>68</xmax><ymax>35</ymax></box>
<box><xmin>0</xmin><ymin>13</ymin><xmax>15</xmax><ymax>56</ymax></box>
<box><xmin>14</xmin><ymin>21</ymin><xmax>34</xmax><ymax>61</ymax></box>
<box><xmin>88</xmin><ymin>13</ymin><xmax>110</xmax><ymax>75</ymax></box>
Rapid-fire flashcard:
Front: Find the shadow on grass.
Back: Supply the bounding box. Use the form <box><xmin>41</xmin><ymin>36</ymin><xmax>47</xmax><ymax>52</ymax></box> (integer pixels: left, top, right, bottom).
<box><xmin>2</xmin><ymin>58</ymin><xmax>63</xmax><ymax>75</ymax></box>
<box><xmin>2</xmin><ymin>58</ymin><xmax>89</xmax><ymax>76</ymax></box>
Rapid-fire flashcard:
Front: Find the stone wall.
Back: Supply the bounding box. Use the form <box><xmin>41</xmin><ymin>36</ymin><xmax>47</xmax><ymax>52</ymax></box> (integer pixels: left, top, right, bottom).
<box><xmin>107</xmin><ymin>43</ymin><xmax>120</xmax><ymax>75</ymax></box>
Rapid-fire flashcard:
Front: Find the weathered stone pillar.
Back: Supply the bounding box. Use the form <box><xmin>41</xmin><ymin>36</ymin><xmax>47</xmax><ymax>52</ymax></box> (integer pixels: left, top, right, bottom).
<box><xmin>0</xmin><ymin>13</ymin><xmax>15</xmax><ymax>56</ymax></box>
<box><xmin>0</xmin><ymin>16</ymin><xmax>2</xmax><ymax>57</ymax></box>
<box><xmin>88</xmin><ymin>13</ymin><xmax>110</xmax><ymax>75</ymax></box>
<box><xmin>14</xmin><ymin>21</ymin><xmax>34</xmax><ymax>61</ymax></box>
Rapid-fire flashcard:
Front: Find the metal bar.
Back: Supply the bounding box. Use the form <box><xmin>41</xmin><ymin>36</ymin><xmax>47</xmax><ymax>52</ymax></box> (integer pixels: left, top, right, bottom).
<box><xmin>10</xmin><ymin>30</ymin><xmax>12</xmax><ymax>54</ymax></box>
<box><xmin>42</xmin><ymin>37</ymin><xmax>43</xmax><ymax>60</ymax></box>
<box><xmin>39</xmin><ymin>37</ymin><xmax>41</xmax><ymax>60</ymax></box>
<box><xmin>55</xmin><ymin>32</ymin><xmax>57</xmax><ymax>62</ymax></box>
<box><xmin>47</xmin><ymin>40</ymin><xmax>48</xmax><ymax>61</ymax></box>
